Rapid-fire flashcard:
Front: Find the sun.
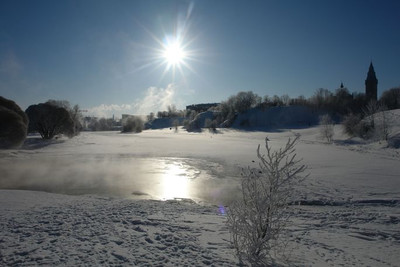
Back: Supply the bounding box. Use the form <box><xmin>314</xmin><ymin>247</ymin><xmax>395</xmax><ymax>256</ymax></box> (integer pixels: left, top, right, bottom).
<box><xmin>163</xmin><ymin>40</ymin><xmax>186</xmax><ymax>66</ymax></box>
<box><xmin>128</xmin><ymin>3</ymin><xmax>198</xmax><ymax>80</ymax></box>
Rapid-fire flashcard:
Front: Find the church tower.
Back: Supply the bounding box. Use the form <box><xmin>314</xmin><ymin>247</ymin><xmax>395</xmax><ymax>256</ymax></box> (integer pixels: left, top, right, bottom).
<box><xmin>365</xmin><ymin>62</ymin><xmax>378</xmax><ymax>102</ymax></box>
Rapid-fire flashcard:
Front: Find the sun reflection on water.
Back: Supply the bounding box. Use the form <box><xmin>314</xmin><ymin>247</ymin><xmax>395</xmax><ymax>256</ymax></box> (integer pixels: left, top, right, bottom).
<box><xmin>160</xmin><ymin>161</ymin><xmax>191</xmax><ymax>200</ymax></box>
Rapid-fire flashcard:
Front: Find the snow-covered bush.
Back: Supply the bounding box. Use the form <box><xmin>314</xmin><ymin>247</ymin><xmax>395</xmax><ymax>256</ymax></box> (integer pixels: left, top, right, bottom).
<box><xmin>319</xmin><ymin>114</ymin><xmax>334</xmax><ymax>143</ymax></box>
<box><xmin>227</xmin><ymin>136</ymin><xmax>307</xmax><ymax>266</ymax></box>
<box><xmin>121</xmin><ymin>116</ymin><xmax>143</xmax><ymax>133</ymax></box>
<box><xmin>0</xmin><ymin>96</ymin><xmax>28</xmax><ymax>149</ymax></box>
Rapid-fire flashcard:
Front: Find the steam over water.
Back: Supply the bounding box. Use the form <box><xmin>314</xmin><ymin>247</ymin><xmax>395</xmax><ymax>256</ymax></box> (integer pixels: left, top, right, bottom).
<box><xmin>0</xmin><ymin>155</ymin><xmax>240</xmax><ymax>204</ymax></box>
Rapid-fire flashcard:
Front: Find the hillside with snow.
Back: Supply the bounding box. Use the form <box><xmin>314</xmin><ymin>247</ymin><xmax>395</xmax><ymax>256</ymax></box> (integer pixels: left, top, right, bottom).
<box><xmin>1</xmin><ymin>111</ymin><xmax>400</xmax><ymax>266</ymax></box>
<box><xmin>232</xmin><ymin>105</ymin><xmax>324</xmax><ymax>129</ymax></box>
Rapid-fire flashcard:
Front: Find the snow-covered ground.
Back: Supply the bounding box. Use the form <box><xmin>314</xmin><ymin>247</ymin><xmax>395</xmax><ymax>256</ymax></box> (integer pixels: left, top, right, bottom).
<box><xmin>1</xmin><ymin>122</ymin><xmax>400</xmax><ymax>266</ymax></box>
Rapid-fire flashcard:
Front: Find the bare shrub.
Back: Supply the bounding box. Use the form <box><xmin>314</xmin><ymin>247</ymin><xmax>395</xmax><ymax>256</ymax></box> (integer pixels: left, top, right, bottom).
<box><xmin>319</xmin><ymin>114</ymin><xmax>334</xmax><ymax>143</ymax></box>
<box><xmin>227</xmin><ymin>137</ymin><xmax>307</xmax><ymax>266</ymax></box>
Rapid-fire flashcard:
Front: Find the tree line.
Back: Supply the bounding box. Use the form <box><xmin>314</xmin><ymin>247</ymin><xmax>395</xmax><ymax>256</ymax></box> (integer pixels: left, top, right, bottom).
<box><xmin>0</xmin><ymin>98</ymin><xmax>83</xmax><ymax>149</ymax></box>
<box><xmin>0</xmin><ymin>86</ymin><xmax>399</xmax><ymax>148</ymax></box>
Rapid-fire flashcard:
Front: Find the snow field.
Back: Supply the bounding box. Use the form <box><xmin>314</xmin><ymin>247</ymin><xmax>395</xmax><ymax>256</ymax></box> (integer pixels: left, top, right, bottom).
<box><xmin>0</xmin><ymin>190</ymin><xmax>235</xmax><ymax>266</ymax></box>
<box><xmin>1</xmin><ymin>122</ymin><xmax>400</xmax><ymax>266</ymax></box>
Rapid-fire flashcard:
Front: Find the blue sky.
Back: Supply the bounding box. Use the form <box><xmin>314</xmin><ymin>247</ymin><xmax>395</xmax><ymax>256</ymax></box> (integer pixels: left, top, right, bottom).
<box><xmin>1</xmin><ymin>0</ymin><xmax>399</xmax><ymax>118</ymax></box>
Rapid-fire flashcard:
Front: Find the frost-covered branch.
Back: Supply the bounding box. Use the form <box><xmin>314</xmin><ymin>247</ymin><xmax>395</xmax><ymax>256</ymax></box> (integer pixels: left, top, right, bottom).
<box><xmin>227</xmin><ymin>136</ymin><xmax>307</xmax><ymax>266</ymax></box>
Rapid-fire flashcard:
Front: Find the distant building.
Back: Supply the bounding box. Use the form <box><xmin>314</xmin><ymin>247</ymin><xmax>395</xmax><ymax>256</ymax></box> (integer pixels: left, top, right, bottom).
<box><xmin>365</xmin><ymin>62</ymin><xmax>378</xmax><ymax>102</ymax></box>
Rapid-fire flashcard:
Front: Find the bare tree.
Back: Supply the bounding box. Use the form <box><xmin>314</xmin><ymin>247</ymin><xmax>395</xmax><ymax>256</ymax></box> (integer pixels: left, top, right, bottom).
<box><xmin>227</xmin><ymin>137</ymin><xmax>307</xmax><ymax>266</ymax></box>
<box><xmin>280</xmin><ymin>94</ymin><xmax>290</xmax><ymax>106</ymax></box>
<box><xmin>271</xmin><ymin>95</ymin><xmax>282</xmax><ymax>106</ymax></box>
<box><xmin>319</xmin><ymin>114</ymin><xmax>334</xmax><ymax>143</ymax></box>
<box><xmin>310</xmin><ymin>88</ymin><xmax>333</xmax><ymax>109</ymax></box>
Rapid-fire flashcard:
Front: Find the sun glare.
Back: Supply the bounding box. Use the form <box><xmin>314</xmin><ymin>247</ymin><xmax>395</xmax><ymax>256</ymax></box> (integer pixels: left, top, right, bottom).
<box><xmin>163</xmin><ymin>41</ymin><xmax>186</xmax><ymax>66</ymax></box>
<box><xmin>161</xmin><ymin>162</ymin><xmax>190</xmax><ymax>200</ymax></box>
<box><xmin>135</xmin><ymin>2</ymin><xmax>198</xmax><ymax>80</ymax></box>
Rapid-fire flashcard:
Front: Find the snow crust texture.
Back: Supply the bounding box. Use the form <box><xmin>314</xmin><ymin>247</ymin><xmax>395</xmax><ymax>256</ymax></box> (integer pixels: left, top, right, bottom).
<box><xmin>0</xmin><ymin>191</ymin><xmax>235</xmax><ymax>266</ymax></box>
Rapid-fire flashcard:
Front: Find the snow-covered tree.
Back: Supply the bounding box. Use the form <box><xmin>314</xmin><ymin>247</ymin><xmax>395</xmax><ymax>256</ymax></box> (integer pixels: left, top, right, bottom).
<box><xmin>227</xmin><ymin>136</ymin><xmax>307</xmax><ymax>266</ymax></box>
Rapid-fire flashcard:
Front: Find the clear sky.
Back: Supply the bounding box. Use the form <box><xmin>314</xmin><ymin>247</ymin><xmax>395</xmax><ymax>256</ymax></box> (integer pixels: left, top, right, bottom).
<box><xmin>1</xmin><ymin>0</ymin><xmax>399</xmax><ymax>118</ymax></box>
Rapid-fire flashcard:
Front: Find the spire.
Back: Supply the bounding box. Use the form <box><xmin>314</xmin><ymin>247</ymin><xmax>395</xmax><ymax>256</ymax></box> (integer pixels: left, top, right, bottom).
<box><xmin>365</xmin><ymin>61</ymin><xmax>378</xmax><ymax>101</ymax></box>
<box><xmin>367</xmin><ymin>62</ymin><xmax>377</xmax><ymax>80</ymax></box>
<box><xmin>340</xmin><ymin>82</ymin><xmax>344</xmax><ymax>89</ymax></box>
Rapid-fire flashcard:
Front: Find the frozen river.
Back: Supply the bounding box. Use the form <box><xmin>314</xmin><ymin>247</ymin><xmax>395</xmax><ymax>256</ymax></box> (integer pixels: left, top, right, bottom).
<box><xmin>0</xmin><ymin>130</ymin><xmax>245</xmax><ymax>204</ymax></box>
<box><xmin>1</xmin><ymin>128</ymin><xmax>400</xmax><ymax>266</ymax></box>
<box><xmin>1</xmin><ymin>128</ymin><xmax>400</xmax><ymax>204</ymax></box>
